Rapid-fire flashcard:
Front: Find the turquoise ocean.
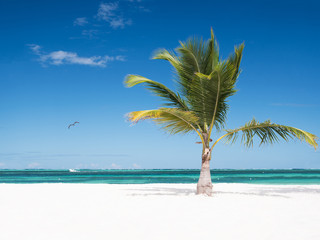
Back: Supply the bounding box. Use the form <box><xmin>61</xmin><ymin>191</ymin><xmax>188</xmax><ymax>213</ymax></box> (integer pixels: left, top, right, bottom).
<box><xmin>0</xmin><ymin>169</ymin><xmax>320</xmax><ymax>184</ymax></box>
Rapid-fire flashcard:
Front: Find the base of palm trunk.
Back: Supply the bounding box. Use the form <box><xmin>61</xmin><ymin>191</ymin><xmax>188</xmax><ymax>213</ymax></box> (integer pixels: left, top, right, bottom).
<box><xmin>196</xmin><ymin>181</ymin><xmax>213</xmax><ymax>196</ymax></box>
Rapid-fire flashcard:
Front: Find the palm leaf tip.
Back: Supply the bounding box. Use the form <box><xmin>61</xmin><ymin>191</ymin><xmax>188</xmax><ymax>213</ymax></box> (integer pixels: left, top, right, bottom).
<box><xmin>126</xmin><ymin>108</ymin><xmax>200</xmax><ymax>135</ymax></box>
<box><xmin>124</xmin><ymin>74</ymin><xmax>140</xmax><ymax>88</ymax></box>
<box><xmin>126</xmin><ymin>110</ymin><xmax>161</xmax><ymax>124</ymax></box>
<box><xmin>284</xmin><ymin>126</ymin><xmax>318</xmax><ymax>150</ymax></box>
<box><xmin>222</xmin><ymin>118</ymin><xmax>319</xmax><ymax>150</ymax></box>
<box><xmin>124</xmin><ymin>75</ymin><xmax>189</xmax><ymax>110</ymax></box>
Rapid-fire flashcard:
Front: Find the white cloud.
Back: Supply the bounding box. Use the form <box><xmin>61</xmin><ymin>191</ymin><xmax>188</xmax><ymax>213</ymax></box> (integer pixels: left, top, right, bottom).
<box><xmin>28</xmin><ymin>44</ymin><xmax>125</xmax><ymax>67</ymax></box>
<box><xmin>115</xmin><ymin>55</ymin><xmax>126</xmax><ymax>61</ymax></box>
<box><xmin>27</xmin><ymin>162</ymin><xmax>40</xmax><ymax>169</ymax></box>
<box><xmin>27</xmin><ymin>44</ymin><xmax>41</xmax><ymax>55</ymax></box>
<box><xmin>132</xmin><ymin>163</ymin><xmax>141</xmax><ymax>169</ymax></box>
<box><xmin>74</xmin><ymin>17</ymin><xmax>88</xmax><ymax>26</ymax></box>
<box><xmin>110</xmin><ymin>163</ymin><xmax>121</xmax><ymax>169</ymax></box>
<box><xmin>96</xmin><ymin>2</ymin><xmax>132</xmax><ymax>29</ymax></box>
<box><xmin>82</xmin><ymin>29</ymin><xmax>99</xmax><ymax>38</ymax></box>
<box><xmin>0</xmin><ymin>162</ymin><xmax>5</xmax><ymax>168</ymax></box>
<box><xmin>110</xmin><ymin>18</ymin><xmax>132</xmax><ymax>29</ymax></box>
<box><xmin>97</xmin><ymin>2</ymin><xmax>118</xmax><ymax>21</ymax></box>
<box><xmin>72</xmin><ymin>1</ymin><xmax>147</xmax><ymax>33</ymax></box>
<box><xmin>40</xmin><ymin>51</ymin><xmax>111</xmax><ymax>66</ymax></box>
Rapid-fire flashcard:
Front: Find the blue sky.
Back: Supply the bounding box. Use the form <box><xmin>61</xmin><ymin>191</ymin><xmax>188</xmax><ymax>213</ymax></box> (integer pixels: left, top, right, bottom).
<box><xmin>0</xmin><ymin>0</ymin><xmax>319</xmax><ymax>169</ymax></box>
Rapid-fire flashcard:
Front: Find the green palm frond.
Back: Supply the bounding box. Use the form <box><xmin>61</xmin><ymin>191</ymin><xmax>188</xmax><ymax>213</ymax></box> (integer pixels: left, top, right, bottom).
<box><xmin>177</xmin><ymin>39</ymin><xmax>203</xmax><ymax>73</ymax></box>
<box><xmin>124</xmin><ymin>75</ymin><xmax>189</xmax><ymax>110</ymax></box>
<box><xmin>203</xmin><ymin>28</ymin><xmax>220</xmax><ymax>74</ymax></box>
<box><xmin>152</xmin><ymin>33</ymin><xmax>243</xmax><ymax>133</ymax></box>
<box><xmin>216</xmin><ymin>118</ymin><xmax>318</xmax><ymax>150</ymax></box>
<box><xmin>125</xmin><ymin>29</ymin><xmax>317</xmax><ymax>154</ymax></box>
<box><xmin>152</xmin><ymin>49</ymin><xmax>182</xmax><ymax>71</ymax></box>
<box><xmin>190</xmin><ymin>61</ymin><xmax>237</xmax><ymax>132</ymax></box>
<box><xmin>153</xmin><ymin>48</ymin><xmax>195</xmax><ymax>98</ymax></box>
<box><xmin>127</xmin><ymin>108</ymin><xmax>201</xmax><ymax>135</ymax></box>
<box><xmin>207</xmin><ymin>44</ymin><xmax>243</xmax><ymax>132</ymax></box>
<box><xmin>175</xmin><ymin>37</ymin><xmax>208</xmax><ymax>97</ymax></box>
<box><xmin>228</xmin><ymin>43</ymin><xmax>244</xmax><ymax>81</ymax></box>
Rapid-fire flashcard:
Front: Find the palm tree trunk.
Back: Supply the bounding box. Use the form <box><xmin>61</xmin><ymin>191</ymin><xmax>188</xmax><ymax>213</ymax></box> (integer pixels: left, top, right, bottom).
<box><xmin>196</xmin><ymin>148</ymin><xmax>213</xmax><ymax>196</ymax></box>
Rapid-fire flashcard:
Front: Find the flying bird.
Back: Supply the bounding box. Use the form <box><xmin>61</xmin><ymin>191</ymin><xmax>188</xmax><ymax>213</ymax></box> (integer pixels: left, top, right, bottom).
<box><xmin>68</xmin><ymin>121</ymin><xmax>79</xmax><ymax>129</ymax></box>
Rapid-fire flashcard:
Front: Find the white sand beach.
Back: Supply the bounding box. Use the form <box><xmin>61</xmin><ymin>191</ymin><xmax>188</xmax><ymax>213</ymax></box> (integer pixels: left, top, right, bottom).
<box><xmin>0</xmin><ymin>184</ymin><xmax>320</xmax><ymax>240</ymax></box>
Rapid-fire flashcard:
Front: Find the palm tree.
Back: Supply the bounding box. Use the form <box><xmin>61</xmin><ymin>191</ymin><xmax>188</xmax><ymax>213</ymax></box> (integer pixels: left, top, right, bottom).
<box><xmin>124</xmin><ymin>29</ymin><xmax>318</xmax><ymax>196</ymax></box>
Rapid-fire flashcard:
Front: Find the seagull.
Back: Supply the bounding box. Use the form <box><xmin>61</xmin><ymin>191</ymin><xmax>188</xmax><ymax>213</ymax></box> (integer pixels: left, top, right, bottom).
<box><xmin>68</xmin><ymin>121</ymin><xmax>79</xmax><ymax>129</ymax></box>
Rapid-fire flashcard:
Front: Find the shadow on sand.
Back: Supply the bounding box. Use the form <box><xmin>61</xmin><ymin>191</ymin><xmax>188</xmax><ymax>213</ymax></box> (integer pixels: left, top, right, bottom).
<box><xmin>126</xmin><ymin>186</ymin><xmax>196</xmax><ymax>196</ymax></box>
<box><xmin>125</xmin><ymin>185</ymin><xmax>320</xmax><ymax>198</ymax></box>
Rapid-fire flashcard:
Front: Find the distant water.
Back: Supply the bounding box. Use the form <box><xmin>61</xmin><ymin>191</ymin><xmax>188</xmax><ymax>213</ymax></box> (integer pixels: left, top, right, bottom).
<box><xmin>1</xmin><ymin>169</ymin><xmax>320</xmax><ymax>184</ymax></box>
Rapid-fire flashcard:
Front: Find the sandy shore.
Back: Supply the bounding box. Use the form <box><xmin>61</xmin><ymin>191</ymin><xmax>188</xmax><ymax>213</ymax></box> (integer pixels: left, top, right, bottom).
<box><xmin>0</xmin><ymin>184</ymin><xmax>319</xmax><ymax>240</ymax></box>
